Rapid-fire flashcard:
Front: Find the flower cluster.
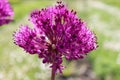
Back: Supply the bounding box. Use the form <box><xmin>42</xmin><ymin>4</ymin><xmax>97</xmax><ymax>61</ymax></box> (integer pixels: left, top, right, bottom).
<box><xmin>14</xmin><ymin>2</ymin><xmax>97</xmax><ymax>74</ymax></box>
<box><xmin>0</xmin><ymin>0</ymin><xmax>14</xmax><ymax>26</ymax></box>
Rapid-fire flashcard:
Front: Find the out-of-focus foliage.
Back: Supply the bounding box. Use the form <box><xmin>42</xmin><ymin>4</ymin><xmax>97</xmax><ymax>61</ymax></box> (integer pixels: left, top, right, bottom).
<box><xmin>9</xmin><ymin>0</ymin><xmax>21</xmax><ymax>4</ymax></box>
<box><xmin>101</xmin><ymin>0</ymin><xmax>120</xmax><ymax>8</ymax></box>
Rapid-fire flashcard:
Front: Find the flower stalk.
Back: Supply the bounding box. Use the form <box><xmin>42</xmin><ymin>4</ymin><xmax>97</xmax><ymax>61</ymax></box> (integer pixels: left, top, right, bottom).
<box><xmin>51</xmin><ymin>67</ymin><xmax>55</xmax><ymax>80</ymax></box>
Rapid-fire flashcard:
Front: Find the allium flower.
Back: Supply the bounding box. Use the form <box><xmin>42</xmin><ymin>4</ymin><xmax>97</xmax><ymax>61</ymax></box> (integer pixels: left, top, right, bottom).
<box><xmin>0</xmin><ymin>0</ymin><xmax>14</xmax><ymax>26</ymax></box>
<box><xmin>14</xmin><ymin>1</ymin><xmax>97</xmax><ymax>80</ymax></box>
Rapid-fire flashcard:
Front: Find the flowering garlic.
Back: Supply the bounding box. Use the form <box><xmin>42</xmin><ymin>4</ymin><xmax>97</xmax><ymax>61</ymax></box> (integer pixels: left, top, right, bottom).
<box><xmin>0</xmin><ymin>0</ymin><xmax>14</xmax><ymax>26</ymax></box>
<box><xmin>14</xmin><ymin>1</ymin><xmax>97</xmax><ymax>80</ymax></box>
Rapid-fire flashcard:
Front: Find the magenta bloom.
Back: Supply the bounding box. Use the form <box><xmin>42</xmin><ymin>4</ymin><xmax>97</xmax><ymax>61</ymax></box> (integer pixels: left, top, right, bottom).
<box><xmin>14</xmin><ymin>1</ymin><xmax>97</xmax><ymax>78</ymax></box>
<box><xmin>0</xmin><ymin>0</ymin><xmax>14</xmax><ymax>26</ymax></box>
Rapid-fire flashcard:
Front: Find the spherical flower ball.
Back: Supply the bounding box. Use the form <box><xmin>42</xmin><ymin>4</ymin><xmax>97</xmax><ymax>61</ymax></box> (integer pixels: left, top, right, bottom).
<box><xmin>14</xmin><ymin>2</ymin><xmax>98</xmax><ymax>74</ymax></box>
<box><xmin>0</xmin><ymin>0</ymin><xmax>14</xmax><ymax>26</ymax></box>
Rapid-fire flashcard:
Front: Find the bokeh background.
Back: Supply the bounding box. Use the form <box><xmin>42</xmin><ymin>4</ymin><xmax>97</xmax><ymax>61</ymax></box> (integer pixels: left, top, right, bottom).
<box><xmin>0</xmin><ymin>0</ymin><xmax>120</xmax><ymax>80</ymax></box>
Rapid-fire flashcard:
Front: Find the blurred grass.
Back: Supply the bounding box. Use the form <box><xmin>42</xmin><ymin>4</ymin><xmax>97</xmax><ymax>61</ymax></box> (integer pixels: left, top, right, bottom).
<box><xmin>101</xmin><ymin>0</ymin><xmax>120</xmax><ymax>8</ymax></box>
<box><xmin>12</xmin><ymin>1</ymin><xmax>52</xmax><ymax>21</ymax></box>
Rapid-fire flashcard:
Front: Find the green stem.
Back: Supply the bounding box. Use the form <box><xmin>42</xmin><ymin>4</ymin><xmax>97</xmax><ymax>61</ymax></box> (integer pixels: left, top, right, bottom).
<box><xmin>51</xmin><ymin>67</ymin><xmax>55</xmax><ymax>80</ymax></box>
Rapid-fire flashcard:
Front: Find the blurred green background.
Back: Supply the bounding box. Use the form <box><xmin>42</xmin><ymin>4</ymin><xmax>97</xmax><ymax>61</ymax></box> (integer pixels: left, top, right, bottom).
<box><xmin>0</xmin><ymin>0</ymin><xmax>120</xmax><ymax>80</ymax></box>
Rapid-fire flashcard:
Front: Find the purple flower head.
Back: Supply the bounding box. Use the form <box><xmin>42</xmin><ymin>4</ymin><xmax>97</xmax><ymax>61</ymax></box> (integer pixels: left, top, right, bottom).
<box><xmin>14</xmin><ymin>2</ymin><xmax>97</xmax><ymax>74</ymax></box>
<box><xmin>0</xmin><ymin>0</ymin><xmax>14</xmax><ymax>26</ymax></box>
